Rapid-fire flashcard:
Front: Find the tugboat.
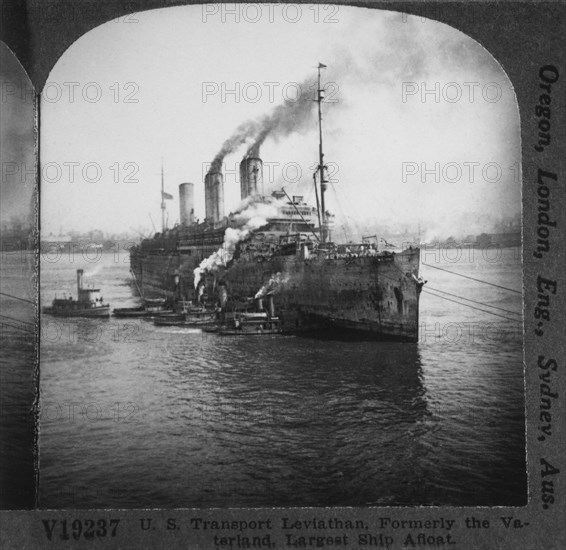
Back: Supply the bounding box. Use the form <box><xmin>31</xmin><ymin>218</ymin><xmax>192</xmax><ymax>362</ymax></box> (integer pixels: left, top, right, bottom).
<box><xmin>153</xmin><ymin>303</ymin><xmax>217</xmax><ymax>326</ymax></box>
<box><xmin>42</xmin><ymin>269</ymin><xmax>110</xmax><ymax>318</ymax></box>
<box><xmin>216</xmin><ymin>311</ymin><xmax>283</xmax><ymax>336</ymax></box>
<box><xmin>206</xmin><ymin>294</ymin><xmax>283</xmax><ymax>336</ymax></box>
<box><xmin>113</xmin><ymin>297</ymin><xmax>171</xmax><ymax>318</ymax></box>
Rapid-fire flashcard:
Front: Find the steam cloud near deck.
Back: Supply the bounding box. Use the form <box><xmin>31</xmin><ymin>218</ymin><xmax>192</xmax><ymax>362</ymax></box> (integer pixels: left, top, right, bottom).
<box><xmin>193</xmin><ymin>197</ymin><xmax>284</xmax><ymax>287</ymax></box>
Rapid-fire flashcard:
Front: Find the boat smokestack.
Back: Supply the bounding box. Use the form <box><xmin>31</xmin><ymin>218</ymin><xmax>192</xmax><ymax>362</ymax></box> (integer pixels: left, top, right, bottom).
<box><xmin>266</xmin><ymin>294</ymin><xmax>275</xmax><ymax>317</ymax></box>
<box><xmin>218</xmin><ymin>282</ymin><xmax>228</xmax><ymax>310</ymax></box>
<box><xmin>240</xmin><ymin>152</ymin><xmax>263</xmax><ymax>200</ymax></box>
<box><xmin>205</xmin><ymin>171</ymin><xmax>224</xmax><ymax>223</ymax></box>
<box><xmin>77</xmin><ymin>269</ymin><xmax>84</xmax><ymax>292</ymax></box>
<box><xmin>179</xmin><ymin>182</ymin><xmax>195</xmax><ymax>226</ymax></box>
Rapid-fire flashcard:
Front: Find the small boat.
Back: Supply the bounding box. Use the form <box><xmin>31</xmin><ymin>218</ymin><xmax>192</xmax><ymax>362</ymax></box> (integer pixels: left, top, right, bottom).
<box><xmin>216</xmin><ymin>311</ymin><xmax>283</xmax><ymax>336</ymax></box>
<box><xmin>154</xmin><ymin>317</ymin><xmax>183</xmax><ymax>326</ymax></box>
<box><xmin>113</xmin><ymin>298</ymin><xmax>171</xmax><ymax>317</ymax></box>
<box><xmin>153</xmin><ymin>311</ymin><xmax>185</xmax><ymax>322</ymax></box>
<box><xmin>42</xmin><ymin>269</ymin><xmax>110</xmax><ymax>318</ymax></box>
<box><xmin>186</xmin><ymin>313</ymin><xmax>217</xmax><ymax>326</ymax></box>
<box><xmin>112</xmin><ymin>305</ymin><xmax>148</xmax><ymax>317</ymax></box>
<box><xmin>144</xmin><ymin>297</ymin><xmax>167</xmax><ymax>308</ymax></box>
<box><xmin>153</xmin><ymin>307</ymin><xmax>217</xmax><ymax>327</ymax></box>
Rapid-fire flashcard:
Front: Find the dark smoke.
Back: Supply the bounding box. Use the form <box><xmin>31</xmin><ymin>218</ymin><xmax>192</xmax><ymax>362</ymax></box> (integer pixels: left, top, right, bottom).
<box><xmin>210</xmin><ymin>77</ymin><xmax>317</xmax><ymax>171</ymax></box>
<box><xmin>245</xmin><ymin>141</ymin><xmax>261</xmax><ymax>159</ymax></box>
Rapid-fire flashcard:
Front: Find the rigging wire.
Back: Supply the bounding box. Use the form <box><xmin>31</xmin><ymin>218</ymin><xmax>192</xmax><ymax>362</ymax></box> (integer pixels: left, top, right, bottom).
<box><xmin>0</xmin><ymin>291</ymin><xmax>36</xmax><ymax>305</ymax></box>
<box><xmin>0</xmin><ymin>321</ymin><xmax>34</xmax><ymax>333</ymax></box>
<box><xmin>0</xmin><ymin>313</ymin><xmax>35</xmax><ymax>327</ymax></box>
<box><xmin>422</xmin><ymin>289</ymin><xmax>522</xmax><ymax>323</ymax></box>
<box><xmin>328</xmin><ymin>179</ymin><xmax>356</xmax><ymax>241</ymax></box>
<box><xmin>280</xmin><ymin>187</ymin><xmax>320</xmax><ymax>242</ymax></box>
<box><xmin>386</xmin><ymin>258</ymin><xmax>522</xmax><ymax>321</ymax></box>
<box><xmin>0</xmin><ymin>322</ymin><xmax>34</xmax><ymax>335</ymax></box>
<box><xmin>422</xmin><ymin>262</ymin><xmax>521</xmax><ymax>294</ymax></box>
<box><xmin>425</xmin><ymin>285</ymin><xmax>522</xmax><ymax>317</ymax></box>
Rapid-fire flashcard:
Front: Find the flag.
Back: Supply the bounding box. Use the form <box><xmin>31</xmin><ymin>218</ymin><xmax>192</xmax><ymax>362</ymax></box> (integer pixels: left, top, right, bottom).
<box><xmin>162</xmin><ymin>191</ymin><xmax>173</xmax><ymax>200</ymax></box>
<box><xmin>318</xmin><ymin>63</ymin><xmax>327</xmax><ymax>69</ymax></box>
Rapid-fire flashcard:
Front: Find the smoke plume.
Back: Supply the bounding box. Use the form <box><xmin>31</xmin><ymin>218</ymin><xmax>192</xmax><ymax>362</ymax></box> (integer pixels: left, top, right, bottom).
<box><xmin>209</xmin><ymin>77</ymin><xmax>317</xmax><ymax>172</ymax></box>
<box><xmin>254</xmin><ymin>272</ymin><xmax>289</xmax><ymax>299</ymax></box>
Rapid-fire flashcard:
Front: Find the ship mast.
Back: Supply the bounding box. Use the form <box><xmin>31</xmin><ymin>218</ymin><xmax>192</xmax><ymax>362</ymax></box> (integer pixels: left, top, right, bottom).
<box><xmin>160</xmin><ymin>159</ymin><xmax>165</xmax><ymax>233</ymax></box>
<box><xmin>317</xmin><ymin>63</ymin><xmax>328</xmax><ymax>242</ymax></box>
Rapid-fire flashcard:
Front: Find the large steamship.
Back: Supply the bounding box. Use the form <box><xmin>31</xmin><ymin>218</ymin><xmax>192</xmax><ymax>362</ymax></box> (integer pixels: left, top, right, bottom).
<box><xmin>130</xmin><ymin>66</ymin><xmax>424</xmax><ymax>341</ymax></box>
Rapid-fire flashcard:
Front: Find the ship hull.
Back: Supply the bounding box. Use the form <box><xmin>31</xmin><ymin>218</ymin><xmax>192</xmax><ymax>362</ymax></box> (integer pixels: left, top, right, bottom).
<box><xmin>131</xmin><ymin>247</ymin><xmax>421</xmax><ymax>342</ymax></box>
<box><xmin>225</xmin><ymin>249</ymin><xmax>420</xmax><ymax>342</ymax></box>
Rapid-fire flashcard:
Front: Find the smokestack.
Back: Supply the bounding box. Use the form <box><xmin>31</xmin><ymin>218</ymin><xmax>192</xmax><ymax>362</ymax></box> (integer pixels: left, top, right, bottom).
<box><xmin>240</xmin><ymin>156</ymin><xmax>263</xmax><ymax>200</ymax></box>
<box><xmin>205</xmin><ymin>171</ymin><xmax>224</xmax><ymax>223</ymax></box>
<box><xmin>218</xmin><ymin>283</ymin><xmax>228</xmax><ymax>310</ymax></box>
<box><xmin>215</xmin><ymin>173</ymin><xmax>224</xmax><ymax>222</ymax></box>
<box><xmin>266</xmin><ymin>294</ymin><xmax>275</xmax><ymax>317</ymax></box>
<box><xmin>77</xmin><ymin>269</ymin><xmax>84</xmax><ymax>292</ymax></box>
<box><xmin>179</xmin><ymin>183</ymin><xmax>195</xmax><ymax>226</ymax></box>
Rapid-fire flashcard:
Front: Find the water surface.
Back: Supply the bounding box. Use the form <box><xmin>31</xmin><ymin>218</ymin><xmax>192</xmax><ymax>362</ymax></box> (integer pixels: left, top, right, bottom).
<box><xmin>39</xmin><ymin>248</ymin><xmax>526</xmax><ymax>508</ymax></box>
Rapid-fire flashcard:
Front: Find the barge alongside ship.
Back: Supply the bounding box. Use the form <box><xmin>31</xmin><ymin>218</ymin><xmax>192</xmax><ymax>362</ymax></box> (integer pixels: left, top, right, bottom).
<box><xmin>130</xmin><ymin>66</ymin><xmax>424</xmax><ymax>341</ymax></box>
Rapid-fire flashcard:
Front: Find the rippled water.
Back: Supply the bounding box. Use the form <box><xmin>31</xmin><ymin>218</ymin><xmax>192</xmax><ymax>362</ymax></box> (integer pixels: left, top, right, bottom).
<box><xmin>38</xmin><ymin>247</ymin><xmax>526</xmax><ymax>508</ymax></box>
<box><xmin>0</xmin><ymin>251</ymin><xmax>37</xmax><ymax>509</ymax></box>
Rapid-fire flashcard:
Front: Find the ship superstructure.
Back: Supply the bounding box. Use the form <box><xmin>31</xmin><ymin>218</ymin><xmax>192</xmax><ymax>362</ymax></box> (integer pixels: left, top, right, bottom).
<box><xmin>130</xmin><ymin>65</ymin><xmax>423</xmax><ymax>341</ymax></box>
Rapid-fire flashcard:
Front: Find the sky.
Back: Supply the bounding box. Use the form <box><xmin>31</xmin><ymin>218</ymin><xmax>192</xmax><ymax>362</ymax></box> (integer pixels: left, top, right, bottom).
<box><xmin>0</xmin><ymin>42</ymin><xmax>35</xmax><ymax>226</ymax></box>
<box><xmin>40</xmin><ymin>5</ymin><xmax>521</xmax><ymax>240</ymax></box>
